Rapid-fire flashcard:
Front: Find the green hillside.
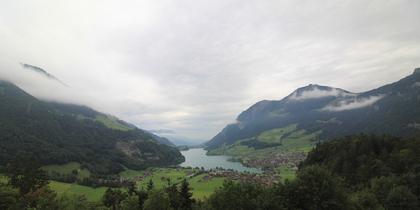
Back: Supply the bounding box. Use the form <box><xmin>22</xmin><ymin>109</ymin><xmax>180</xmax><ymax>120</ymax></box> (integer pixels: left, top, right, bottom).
<box><xmin>207</xmin><ymin>124</ymin><xmax>319</xmax><ymax>169</ymax></box>
<box><xmin>0</xmin><ymin>80</ymin><xmax>184</xmax><ymax>175</ymax></box>
<box><xmin>206</xmin><ymin>69</ymin><xmax>420</xmax><ymax>169</ymax></box>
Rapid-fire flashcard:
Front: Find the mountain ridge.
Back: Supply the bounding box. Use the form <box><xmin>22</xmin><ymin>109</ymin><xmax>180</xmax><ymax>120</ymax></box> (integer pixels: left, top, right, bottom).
<box><xmin>0</xmin><ymin>80</ymin><xmax>184</xmax><ymax>174</ymax></box>
<box><xmin>206</xmin><ymin>68</ymin><xmax>420</xmax><ymax>152</ymax></box>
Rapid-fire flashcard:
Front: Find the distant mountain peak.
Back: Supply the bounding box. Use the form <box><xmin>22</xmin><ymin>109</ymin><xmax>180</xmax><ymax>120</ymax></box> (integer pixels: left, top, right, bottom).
<box><xmin>287</xmin><ymin>84</ymin><xmax>354</xmax><ymax>101</ymax></box>
<box><xmin>20</xmin><ymin>63</ymin><xmax>68</xmax><ymax>87</ymax></box>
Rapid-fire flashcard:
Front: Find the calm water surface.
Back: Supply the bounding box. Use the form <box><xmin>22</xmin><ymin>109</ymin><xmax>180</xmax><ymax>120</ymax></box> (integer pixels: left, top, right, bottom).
<box><xmin>180</xmin><ymin>148</ymin><xmax>261</xmax><ymax>173</ymax></box>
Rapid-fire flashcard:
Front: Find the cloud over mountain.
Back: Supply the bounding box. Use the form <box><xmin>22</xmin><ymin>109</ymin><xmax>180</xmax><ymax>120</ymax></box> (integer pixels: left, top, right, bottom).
<box><xmin>288</xmin><ymin>85</ymin><xmax>354</xmax><ymax>101</ymax></box>
<box><xmin>0</xmin><ymin>0</ymin><xmax>419</xmax><ymax>140</ymax></box>
<box><xmin>321</xmin><ymin>95</ymin><xmax>385</xmax><ymax>112</ymax></box>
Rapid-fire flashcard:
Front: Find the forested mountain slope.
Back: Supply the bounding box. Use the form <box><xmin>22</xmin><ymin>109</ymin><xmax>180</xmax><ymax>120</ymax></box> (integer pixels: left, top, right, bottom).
<box><xmin>0</xmin><ymin>80</ymin><xmax>184</xmax><ymax>174</ymax></box>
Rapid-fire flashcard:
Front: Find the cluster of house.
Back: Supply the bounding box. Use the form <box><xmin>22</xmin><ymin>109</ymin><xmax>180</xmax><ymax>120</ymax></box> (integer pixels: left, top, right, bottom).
<box><xmin>244</xmin><ymin>151</ymin><xmax>306</xmax><ymax>169</ymax></box>
<box><xmin>201</xmin><ymin>169</ymin><xmax>281</xmax><ymax>186</ymax></box>
<box><xmin>129</xmin><ymin>170</ymin><xmax>153</xmax><ymax>182</ymax></box>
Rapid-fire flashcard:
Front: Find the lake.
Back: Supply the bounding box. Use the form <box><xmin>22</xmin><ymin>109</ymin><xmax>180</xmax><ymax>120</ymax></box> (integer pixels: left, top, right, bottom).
<box><xmin>180</xmin><ymin>148</ymin><xmax>261</xmax><ymax>173</ymax></box>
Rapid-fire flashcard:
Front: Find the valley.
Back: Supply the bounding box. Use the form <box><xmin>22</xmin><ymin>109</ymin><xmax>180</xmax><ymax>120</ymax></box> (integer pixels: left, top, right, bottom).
<box><xmin>33</xmin><ymin>148</ymin><xmax>282</xmax><ymax>202</ymax></box>
<box><xmin>0</xmin><ymin>146</ymin><xmax>289</xmax><ymax>203</ymax></box>
<box><xmin>1</xmin><ymin>69</ymin><xmax>420</xmax><ymax>209</ymax></box>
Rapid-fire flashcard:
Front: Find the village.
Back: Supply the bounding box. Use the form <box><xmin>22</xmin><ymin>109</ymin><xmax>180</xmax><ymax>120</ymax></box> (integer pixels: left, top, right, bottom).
<box><xmin>119</xmin><ymin>150</ymin><xmax>308</xmax><ymax>188</ymax></box>
<box><xmin>126</xmin><ymin>166</ymin><xmax>289</xmax><ymax>188</ymax></box>
<box><xmin>242</xmin><ymin>151</ymin><xmax>306</xmax><ymax>170</ymax></box>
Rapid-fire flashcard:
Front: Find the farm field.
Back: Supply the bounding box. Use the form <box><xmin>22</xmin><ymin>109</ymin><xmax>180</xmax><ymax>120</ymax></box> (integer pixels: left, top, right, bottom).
<box><xmin>42</xmin><ymin>162</ymin><xmax>91</xmax><ymax>179</ymax></box>
<box><xmin>49</xmin><ymin>181</ymin><xmax>109</xmax><ymax>202</ymax></box>
<box><xmin>207</xmin><ymin>124</ymin><xmax>318</xmax><ymax>158</ymax></box>
<box><xmin>0</xmin><ymin>174</ymin><xmax>8</xmax><ymax>184</ymax></box>
<box><xmin>277</xmin><ymin>166</ymin><xmax>297</xmax><ymax>182</ymax></box>
<box><xmin>120</xmin><ymin>168</ymin><xmax>226</xmax><ymax>200</ymax></box>
<box><xmin>46</xmin><ymin>167</ymin><xmax>225</xmax><ymax>202</ymax></box>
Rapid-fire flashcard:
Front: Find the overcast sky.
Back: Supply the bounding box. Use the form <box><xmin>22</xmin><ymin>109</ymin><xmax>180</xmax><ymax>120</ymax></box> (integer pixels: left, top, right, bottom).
<box><xmin>0</xmin><ymin>0</ymin><xmax>419</xmax><ymax>142</ymax></box>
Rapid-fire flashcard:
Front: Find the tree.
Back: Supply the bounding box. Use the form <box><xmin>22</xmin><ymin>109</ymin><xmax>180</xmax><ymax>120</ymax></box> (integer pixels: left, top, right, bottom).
<box><xmin>120</xmin><ymin>195</ymin><xmax>140</xmax><ymax>210</ymax></box>
<box><xmin>6</xmin><ymin>153</ymin><xmax>48</xmax><ymax>195</ymax></box>
<box><xmin>0</xmin><ymin>183</ymin><xmax>19</xmax><ymax>210</ymax></box>
<box><xmin>166</xmin><ymin>183</ymin><xmax>181</xmax><ymax>210</ymax></box>
<box><xmin>57</xmin><ymin>194</ymin><xmax>91</xmax><ymax>210</ymax></box>
<box><xmin>102</xmin><ymin>188</ymin><xmax>127</xmax><ymax>210</ymax></box>
<box><xmin>137</xmin><ymin>188</ymin><xmax>148</xmax><ymax>209</ymax></box>
<box><xmin>370</xmin><ymin>176</ymin><xmax>398</xmax><ymax>204</ymax></box>
<box><xmin>24</xmin><ymin>186</ymin><xmax>59</xmax><ymax>210</ymax></box>
<box><xmin>351</xmin><ymin>190</ymin><xmax>384</xmax><ymax>210</ymax></box>
<box><xmin>385</xmin><ymin>186</ymin><xmax>419</xmax><ymax>210</ymax></box>
<box><xmin>284</xmin><ymin>165</ymin><xmax>352</xmax><ymax>210</ymax></box>
<box><xmin>206</xmin><ymin>181</ymin><xmax>267</xmax><ymax>210</ymax></box>
<box><xmin>147</xmin><ymin>179</ymin><xmax>155</xmax><ymax>191</ymax></box>
<box><xmin>127</xmin><ymin>181</ymin><xmax>137</xmax><ymax>196</ymax></box>
<box><xmin>179</xmin><ymin>179</ymin><xmax>193</xmax><ymax>210</ymax></box>
<box><xmin>143</xmin><ymin>190</ymin><xmax>171</xmax><ymax>210</ymax></box>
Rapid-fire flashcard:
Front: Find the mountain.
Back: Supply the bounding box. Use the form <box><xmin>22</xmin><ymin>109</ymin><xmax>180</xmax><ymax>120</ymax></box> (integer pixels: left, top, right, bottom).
<box><xmin>162</xmin><ymin>136</ymin><xmax>205</xmax><ymax>146</ymax></box>
<box><xmin>146</xmin><ymin>131</ymin><xmax>176</xmax><ymax>147</ymax></box>
<box><xmin>0</xmin><ymin>80</ymin><xmax>184</xmax><ymax>174</ymax></box>
<box><xmin>206</xmin><ymin>68</ymin><xmax>420</xmax><ymax>160</ymax></box>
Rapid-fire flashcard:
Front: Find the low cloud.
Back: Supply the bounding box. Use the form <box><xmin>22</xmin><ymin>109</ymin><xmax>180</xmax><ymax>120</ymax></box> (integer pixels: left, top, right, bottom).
<box><xmin>407</xmin><ymin>122</ymin><xmax>420</xmax><ymax>130</ymax></box>
<box><xmin>412</xmin><ymin>82</ymin><xmax>420</xmax><ymax>87</ymax></box>
<box><xmin>288</xmin><ymin>86</ymin><xmax>354</xmax><ymax>101</ymax></box>
<box><xmin>321</xmin><ymin>95</ymin><xmax>385</xmax><ymax>112</ymax></box>
<box><xmin>148</xmin><ymin>129</ymin><xmax>176</xmax><ymax>134</ymax></box>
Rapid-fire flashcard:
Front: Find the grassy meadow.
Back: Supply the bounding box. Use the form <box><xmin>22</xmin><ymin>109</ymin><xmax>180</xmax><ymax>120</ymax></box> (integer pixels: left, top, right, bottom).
<box><xmin>207</xmin><ymin>124</ymin><xmax>319</xmax><ymax>165</ymax></box>
<box><xmin>120</xmin><ymin>168</ymin><xmax>225</xmax><ymax>200</ymax></box>
<box><xmin>43</xmin><ymin>167</ymin><xmax>225</xmax><ymax>202</ymax></box>
<box><xmin>49</xmin><ymin>181</ymin><xmax>109</xmax><ymax>202</ymax></box>
<box><xmin>42</xmin><ymin>162</ymin><xmax>91</xmax><ymax>179</ymax></box>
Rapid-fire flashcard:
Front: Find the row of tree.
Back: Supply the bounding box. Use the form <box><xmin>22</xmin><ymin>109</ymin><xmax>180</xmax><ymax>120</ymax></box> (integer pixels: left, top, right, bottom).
<box><xmin>102</xmin><ymin>178</ymin><xmax>194</xmax><ymax>210</ymax></box>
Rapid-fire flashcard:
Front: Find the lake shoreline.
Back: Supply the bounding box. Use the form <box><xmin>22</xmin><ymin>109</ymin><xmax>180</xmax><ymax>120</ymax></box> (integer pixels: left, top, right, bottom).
<box><xmin>180</xmin><ymin>148</ymin><xmax>262</xmax><ymax>173</ymax></box>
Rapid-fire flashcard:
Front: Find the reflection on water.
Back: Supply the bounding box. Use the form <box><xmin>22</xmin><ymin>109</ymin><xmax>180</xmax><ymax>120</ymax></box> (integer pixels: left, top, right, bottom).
<box><xmin>180</xmin><ymin>148</ymin><xmax>261</xmax><ymax>173</ymax></box>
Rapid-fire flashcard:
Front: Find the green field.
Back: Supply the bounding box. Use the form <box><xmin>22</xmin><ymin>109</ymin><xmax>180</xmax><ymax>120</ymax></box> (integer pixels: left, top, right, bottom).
<box><xmin>121</xmin><ymin>168</ymin><xmax>225</xmax><ymax>200</ymax></box>
<box><xmin>42</xmin><ymin>162</ymin><xmax>91</xmax><ymax>179</ymax></box>
<box><xmin>277</xmin><ymin>166</ymin><xmax>297</xmax><ymax>182</ymax></box>
<box><xmin>206</xmin><ymin>124</ymin><xmax>319</xmax><ymax>181</ymax></box>
<box><xmin>0</xmin><ymin>174</ymin><xmax>8</xmax><ymax>184</ymax></box>
<box><xmin>2</xmin><ymin>172</ymin><xmax>106</xmax><ymax>202</ymax></box>
<box><xmin>49</xmin><ymin>181</ymin><xmax>109</xmax><ymax>202</ymax></box>
<box><xmin>257</xmin><ymin>124</ymin><xmax>298</xmax><ymax>144</ymax></box>
<box><xmin>188</xmin><ymin>174</ymin><xmax>225</xmax><ymax>199</ymax></box>
<box><xmin>47</xmin><ymin>168</ymin><xmax>225</xmax><ymax>202</ymax></box>
<box><xmin>121</xmin><ymin>168</ymin><xmax>191</xmax><ymax>189</ymax></box>
<box><xmin>95</xmin><ymin>115</ymin><xmax>132</xmax><ymax>131</ymax></box>
<box><xmin>208</xmin><ymin>124</ymin><xmax>319</xmax><ymax>158</ymax></box>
